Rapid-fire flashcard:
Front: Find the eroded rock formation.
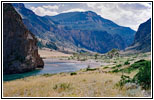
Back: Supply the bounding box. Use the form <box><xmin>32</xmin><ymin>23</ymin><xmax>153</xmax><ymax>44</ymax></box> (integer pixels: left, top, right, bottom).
<box><xmin>3</xmin><ymin>3</ymin><xmax>44</xmax><ymax>74</ymax></box>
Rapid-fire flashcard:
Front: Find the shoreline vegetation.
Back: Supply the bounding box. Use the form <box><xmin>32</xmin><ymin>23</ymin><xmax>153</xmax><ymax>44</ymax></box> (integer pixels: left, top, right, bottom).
<box><xmin>3</xmin><ymin>49</ymin><xmax>151</xmax><ymax>97</ymax></box>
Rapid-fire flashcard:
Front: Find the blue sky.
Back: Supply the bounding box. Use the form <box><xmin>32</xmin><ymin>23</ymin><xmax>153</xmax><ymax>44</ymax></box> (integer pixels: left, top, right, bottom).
<box><xmin>24</xmin><ymin>2</ymin><xmax>152</xmax><ymax>31</ymax></box>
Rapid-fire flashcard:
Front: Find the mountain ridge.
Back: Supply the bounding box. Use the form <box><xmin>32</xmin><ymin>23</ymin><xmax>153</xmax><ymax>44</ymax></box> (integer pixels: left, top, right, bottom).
<box><xmin>12</xmin><ymin>3</ymin><xmax>136</xmax><ymax>53</ymax></box>
<box><xmin>125</xmin><ymin>18</ymin><xmax>151</xmax><ymax>53</ymax></box>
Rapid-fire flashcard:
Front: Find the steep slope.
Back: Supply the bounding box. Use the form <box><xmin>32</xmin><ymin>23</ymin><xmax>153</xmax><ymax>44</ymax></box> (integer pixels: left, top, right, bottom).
<box><xmin>12</xmin><ymin>3</ymin><xmax>134</xmax><ymax>53</ymax></box>
<box><xmin>12</xmin><ymin>3</ymin><xmax>78</xmax><ymax>51</ymax></box>
<box><xmin>126</xmin><ymin>18</ymin><xmax>151</xmax><ymax>53</ymax></box>
<box><xmin>55</xmin><ymin>30</ymin><xmax>126</xmax><ymax>53</ymax></box>
<box><xmin>3</xmin><ymin>3</ymin><xmax>44</xmax><ymax>74</ymax></box>
<box><xmin>47</xmin><ymin>11</ymin><xmax>136</xmax><ymax>46</ymax></box>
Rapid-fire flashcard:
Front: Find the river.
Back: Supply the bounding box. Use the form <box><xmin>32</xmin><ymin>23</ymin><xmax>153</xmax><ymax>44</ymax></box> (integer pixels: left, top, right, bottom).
<box><xmin>3</xmin><ymin>59</ymin><xmax>88</xmax><ymax>81</ymax></box>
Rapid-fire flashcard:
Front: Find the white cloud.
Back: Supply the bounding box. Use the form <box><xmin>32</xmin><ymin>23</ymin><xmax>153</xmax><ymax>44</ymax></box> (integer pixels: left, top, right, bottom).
<box><xmin>62</xmin><ymin>8</ymin><xmax>86</xmax><ymax>13</ymax></box>
<box><xmin>86</xmin><ymin>3</ymin><xmax>151</xmax><ymax>30</ymax></box>
<box><xmin>30</xmin><ymin>6</ymin><xmax>58</xmax><ymax>16</ymax></box>
<box><xmin>86</xmin><ymin>3</ymin><xmax>97</xmax><ymax>9</ymax></box>
<box><xmin>42</xmin><ymin>5</ymin><xmax>59</xmax><ymax>10</ymax></box>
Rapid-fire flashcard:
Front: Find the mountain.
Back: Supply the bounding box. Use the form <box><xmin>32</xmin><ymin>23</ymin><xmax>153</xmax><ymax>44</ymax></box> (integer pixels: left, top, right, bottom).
<box><xmin>12</xmin><ymin>3</ymin><xmax>135</xmax><ymax>53</ymax></box>
<box><xmin>3</xmin><ymin>3</ymin><xmax>44</xmax><ymax>74</ymax></box>
<box><xmin>126</xmin><ymin>18</ymin><xmax>151</xmax><ymax>53</ymax></box>
<box><xmin>12</xmin><ymin>3</ymin><xmax>78</xmax><ymax>51</ymax></box>
<box><xmin>47</xmin><ymin>11</ymin><xmax>136</xmax><ymax>46</ymax></box>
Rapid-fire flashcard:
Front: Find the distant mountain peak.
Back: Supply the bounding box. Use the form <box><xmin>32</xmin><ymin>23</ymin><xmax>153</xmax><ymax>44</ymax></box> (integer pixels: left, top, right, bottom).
<box><xmin>84</xmin><ymin>11</ymin><xmax>98</xmax><ymax>16</ymax></box>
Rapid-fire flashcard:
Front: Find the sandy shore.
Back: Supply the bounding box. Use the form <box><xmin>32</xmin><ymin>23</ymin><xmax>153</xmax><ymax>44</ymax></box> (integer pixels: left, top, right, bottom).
<box><xmin>38</xmin><ymin>49</ymin><xmax>72</xmax><ymax>58</ymax></box>
<box><xmin>39</xmin><ymin>49</ymin><xmax>111</xmax><ymax>68</ymax></box>
<box><xmin>43</xmin><ymin>58</ymin><xmax>110</xmax><ymax>68</ymax></box>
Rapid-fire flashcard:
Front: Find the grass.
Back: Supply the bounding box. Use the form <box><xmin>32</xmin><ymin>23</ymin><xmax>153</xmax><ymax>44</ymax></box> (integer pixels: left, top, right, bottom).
<box><xmin>3</xmin><ymin>70</ymin><xmax>146</xmax><ymax>97</ymax></box>
<box><xmin>53</xmin><ymin>83</ymin><xmax>72</xmax><ymax>92</ymax></box>
<box><xmin>41</xmin><ymin>73</ymin><xmax>55</xmax><ymax>77</ymax></box>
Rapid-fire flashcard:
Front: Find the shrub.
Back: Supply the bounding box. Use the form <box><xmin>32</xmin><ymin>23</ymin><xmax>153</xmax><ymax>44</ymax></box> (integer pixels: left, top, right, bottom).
<box><xmin>117</xmin><ymin>60</ymin><xmax>151</xmax><ymax>89</ymax></box>
<box><xmin>111</xmin><ymin>64</ymin><xmax>122</xmax><ymax>69</ymax></box>
<box><xmin>112</xmin><ymin>69</ymin><xmax>119</xmax><ymax>73</ymax></box>
<box><xmin>119</xmin><ymin>59</ymin><xmax>149</xmax><ymax>73</ymax></box>
<box><xmin>53</xmin><ymin>83</ymin><xmax>71</xmax><ymax>91</ymax></box>
<box><xmin>70</xmin><ymin>72</ymin><xmax>77</xmax><ymax>76</ymax></box>
<box><xmin>117</xmin><ymin>75</ymin><xmax>131</xmax><ymax>88</ymax></box>
<box><xmin>94</xmin><ymin>54</ymin><xmax>98</xmax><ymax>59</ymax></box>
<box><xmin>111</xmin><ymin>66</ymin><xmax>116</xmax><ymax>69</ymax></box>
<box><xmin>133</xmin><ymin>60</ymin><xmax>151</xmax><ymax>89</ymax></box>
<box><xmin>103</xmin><ymin>66</ymin><xmax>109</xmax><ymax>69</ymax></box>
<box><xmin>86</xmin><ymin>68</ymin><xmax>97</xmax><ymax>71</ymax></box>
<box><xmin>124</xmin><ymin>60</ymin><xmax>130</xmax><ymax>65</ymax></box>
<box><xmin>116</xmin><ymin>64</ymin><xmax>122</xmax><ymax>67</ymax></box>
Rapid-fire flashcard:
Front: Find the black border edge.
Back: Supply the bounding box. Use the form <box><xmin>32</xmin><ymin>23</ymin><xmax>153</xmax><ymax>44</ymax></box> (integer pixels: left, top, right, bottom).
<box><xmin>1</xmin><ymin>1</ymin><xmax>3</xmax><ymax>99</ymax></box>
<box><xmin>1</xmin><ymin>1</ymin><xmax>153</xmax><ymax>99</ymax></box>
<box><xmin>152</xmin><ymin>1</ymin><xmax>153</xmax><ymax>99</ymax></box>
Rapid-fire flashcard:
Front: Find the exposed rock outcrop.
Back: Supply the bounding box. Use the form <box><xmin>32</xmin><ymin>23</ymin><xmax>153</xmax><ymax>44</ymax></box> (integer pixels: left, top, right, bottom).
<box><xmin>126</xmin><ymin>18</ymin><xmax>151</xmax><ymax>53</ymax></box>
<box><xmin>3</xmin><ymin>3</ymin><xmax>44</xmax><ymax>74</ymax></box>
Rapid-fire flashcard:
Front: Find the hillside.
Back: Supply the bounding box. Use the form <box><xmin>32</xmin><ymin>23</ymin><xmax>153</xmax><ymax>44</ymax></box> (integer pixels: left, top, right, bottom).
<box><xmin>12</xmin><ymin>3</ymin><xmax>136</xmax><ymax>53</ymax></box>
<box><xmin>126</xmin><ymin>18</ymin><xmax>151</xmax><ymax>53</ymax></box>
<box><xmin>48</xmin><ymin>11</ymin><xmax>135</xmax><ymax>47</ymax></box>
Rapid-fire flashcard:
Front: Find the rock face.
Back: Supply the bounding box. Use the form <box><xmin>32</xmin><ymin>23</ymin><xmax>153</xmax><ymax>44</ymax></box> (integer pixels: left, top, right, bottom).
<box><xmin>3</xmin><ymin>3</ymin><xmax>44</xmax><ymax>74</ymax></box>
<box><xmin>13</xmin><ymin>3</ymin><xmax>136</xmax><ymax>53</ymax></box>
<box><xmin>126</xmin><ymin>19</ymin><xmax>151</xmax><ymax>53</ymax></box>
<box><xmin>49</xmin><ymin>11</ymin><xmax>135</xmax><ymax>47</ymax></box>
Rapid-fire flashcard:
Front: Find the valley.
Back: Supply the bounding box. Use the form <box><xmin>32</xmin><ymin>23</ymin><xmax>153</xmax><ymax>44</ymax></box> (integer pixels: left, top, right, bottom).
<box><xmin>2</xmin><ymin>3</ymin><xmax>152</xmax><ymax>98</ymax></box>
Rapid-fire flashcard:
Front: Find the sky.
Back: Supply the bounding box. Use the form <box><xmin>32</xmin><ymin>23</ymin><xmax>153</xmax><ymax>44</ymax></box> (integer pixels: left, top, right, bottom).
<box><xmin>24</xmin><ymin>2</ymin><xmax>152</xmax><ymax>31</ymax></box>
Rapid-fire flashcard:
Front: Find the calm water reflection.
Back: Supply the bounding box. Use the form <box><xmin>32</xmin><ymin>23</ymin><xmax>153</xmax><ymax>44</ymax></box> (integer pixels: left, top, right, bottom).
<box><xmin>3</xmin><ymin>59</ymin><xmax>87</xmax><ymax>81</ymax></box>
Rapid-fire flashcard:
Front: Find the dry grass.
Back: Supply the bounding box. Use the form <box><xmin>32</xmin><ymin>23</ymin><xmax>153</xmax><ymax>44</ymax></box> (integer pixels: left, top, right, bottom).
<box><xmin>3</xmin><ymin>71</ymin><xmax>145</xmax><ymax>97</ymax></box>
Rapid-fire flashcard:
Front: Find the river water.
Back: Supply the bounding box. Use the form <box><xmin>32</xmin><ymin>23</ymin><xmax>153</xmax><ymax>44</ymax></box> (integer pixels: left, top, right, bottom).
<box><xmin>3</xmin><ymin>59</ymin><xmax>88</xmax><ymax>81</ymax></box>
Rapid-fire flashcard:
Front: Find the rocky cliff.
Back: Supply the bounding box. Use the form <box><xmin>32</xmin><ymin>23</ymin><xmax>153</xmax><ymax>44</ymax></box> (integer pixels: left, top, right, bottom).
<box><xmin>126</xmin><ymin>18</ymin><xmax>151</xmax><ymax>53</ymax></box>
<box><xmin>3</xmin><ymin>3</ymin><xmax>44</xmax><ymax>74</ymax></box>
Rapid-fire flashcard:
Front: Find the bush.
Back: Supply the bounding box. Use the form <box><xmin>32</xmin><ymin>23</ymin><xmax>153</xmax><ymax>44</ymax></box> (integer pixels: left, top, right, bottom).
<box><xmin>133</xmin><ymin>60</ymin><xmax>151</xmax><ymax>89</ymax></box>
<box><xmin>117</xmin><ymin>60</ymin><xmax>151</xmax><ymax>89</ymax></box>
<box><xmin>124</xmin><ymin>60</ymin><xmax>130</xmax><ymax>65</ymax></box>
<box><xmin>116</xmin><ymin>64</ymin><xmax>122</xmax><ymax>67</ymax></box>
<box><xmin>94</xmin><ymin>54</ymin><xmax>98</xmax><ymax>59</ymax></box>
<box><xmin>53</xmin><ymin>83</ymin><xmax>71</xmax><ymax>91</ymax></box>
<box><xmin>103</xmin><ymin>66</ymin><xmax>109</xmax><ymax>69</ymax></box>
<box><xmin>86</xmin><ymin>68</ymin><xmax>97</xmax><ymax>71</ymax></box>
<box><xmin>119</xmin><ymin>59</ymin><xmax>149</xmax><ymax>73</ymax></box>
<box><xmin>117</xmin><ymin>75</ymin><xmax>131</xmax><ymax>88</ymax></box>
<box><xmin>112</xmin><ymin>69</ymin><xmax>119</xmax><ymax>73</ymax></box>
<box><xmin>130</xmin><ymin>59</ymin><xmax>146</xmax><ymax>68</ymax></box>
<box><xmin>70</xmin><ymin>72</ymin><xmax>77</xmax><ymax>76</ymax></box>
<box><xmin>111</xmin><ymin>64</ymin><xmax>122</xmax><ymax>69</ymax></box>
